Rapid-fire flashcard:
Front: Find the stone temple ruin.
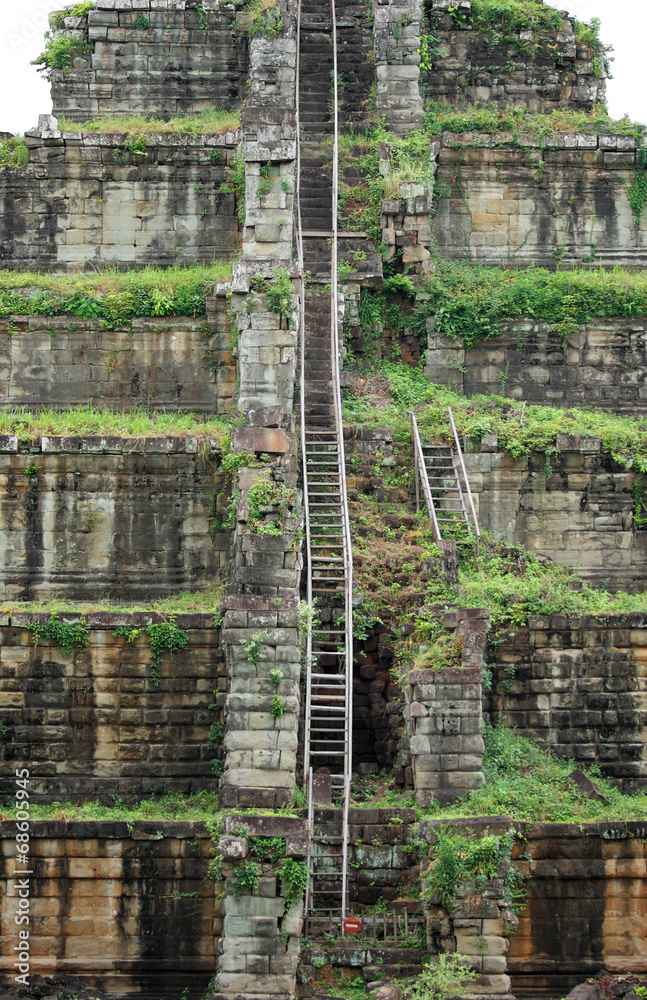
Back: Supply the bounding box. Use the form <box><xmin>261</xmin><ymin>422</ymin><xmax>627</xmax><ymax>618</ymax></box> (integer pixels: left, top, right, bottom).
<box><xmin>0</xmin><ymin>2</ymin><xmax>646</xmax><ymax>1000</ymax></box>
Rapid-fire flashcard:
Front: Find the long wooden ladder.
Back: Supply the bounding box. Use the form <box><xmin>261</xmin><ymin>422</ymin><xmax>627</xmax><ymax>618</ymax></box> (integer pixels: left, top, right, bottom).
<box><xmin>296</xmin><ymin>0</ymin><xmax>354</xmax><ymax>931</ymax></box>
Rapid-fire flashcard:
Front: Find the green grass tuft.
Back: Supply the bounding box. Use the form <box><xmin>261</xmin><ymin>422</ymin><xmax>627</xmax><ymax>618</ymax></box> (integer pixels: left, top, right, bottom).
<box><xmin>57</xmin><ymin>108</ymin><xmax>241</xmax><ymax>136</ymax></box>
<box><xmin>0</xmin><ymin>406</ymin><xmax>232</xmax><ymax>446</ymax></box>
<box><xmin>427</xmin><ymin>723</ymin><xmax>647</xmax><ymax>823</ymax></box>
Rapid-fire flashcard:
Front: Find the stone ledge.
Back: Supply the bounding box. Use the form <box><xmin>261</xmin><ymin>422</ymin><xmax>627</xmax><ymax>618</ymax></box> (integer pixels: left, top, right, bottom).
<box><xmin>36</xmin><ymin>435</ymin><xmax>217</xmax><ymax>454</ymax></box>
<box><xmin>439</xmin><ymin>132</ymin><xmax>636</xmax><ymax>151</ymax></box>
<box><xmin>4</xmin><ymin>612</ymin><xmax>219</xmax><ymax>628</ymax></box>
<box><xmin>24</xmin><ymin>130</ymin><xmax>239</xmax><ymax>149</ymax></box>
<box><xmin>0</xmin><ymin>820</ymin><xmax>212</xmax><ymax>838</ymax></box>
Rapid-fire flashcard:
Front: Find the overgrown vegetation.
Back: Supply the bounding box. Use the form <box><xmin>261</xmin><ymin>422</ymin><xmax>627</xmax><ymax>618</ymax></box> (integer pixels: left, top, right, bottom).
<box><xmin>33</xmin><ymin>13</ymin><xmax>92</xmax><ymax>77</ymax></box>
<box><xmin>405</xmin><ymin>955</ymin><xmax>477</xmax><ymax>1000</ymax></box>
<box><xmin>228</xmin><ymin>831</ymin><xmax>309</xmax><ymax>913</ymax></box>
<box><xmin>29</xmin><ymin>612</ymin><xmax>89</xmax><ymax>656</ymax></box>
<box><xmin>48</xmin><ymin>2</ymin><xmax>94</xmax><ymax>27</ymax></box>
<box><xmin>234</xmin><ymin>0</ymin><xmax>283</xmax><ymax>38</ymax></box>
<box><xmin>423</xmin><ymin>102</ymin><xmax>643</xmax><ymax>143</ymax></box>
<box><xmin>435</xmin><ymin>1</ymin><xmax>607</xmax><ymax>73</ymax></box>
<box><xmin>0</xmin><ymin>406</ymin><xmax>231</xmax><ymax>447</ymax></box>
<box><xmin>428</xmin><ymin>722</ymin><xmax>647</xmax><ymax>822</ymax></box>
<box><xmin>246</xmin><ymin>480</ymin><xmax>298</xmax><ymax>535</ymax></box>
<box><xmin>422</xmin><ymin>824</ymin><xmax>523</xmax><ymax>913</ymax></box>
<box><xmin>0</xmin><ymin>263</ymin><xmax>233</xmax><ymax>329</ymax></box>
<box><xmin>0</xmin><ymin>587</ymin><xmax>224</xmax><ymax>617</ymax></box>
<box><xmin>0</xmin><ymin>136</ymin><xmax>29</xmax><ymax>173</ymax></box>
<box><xmin>0</xmin><ymin>790</ymin><xmax>223</xmax><ymax>825</ymax></box>
<box><xmin>415</xmin><ymin>260</ymin><xmax>647</xmax><ymax>348</ymax></box>
<box><xmin>114</xmin><ymin>616</ymin><xmax>190</xmax><ymax>686</ymax></box>
<box><xmin>343</xmin><ymin>361</ymin><xmax>647</xmax><ymax>471</ymax></box>
<box><xmin>336</xmin><ymin>105</ymin><xmax>641</xmax><ymax>251</ymax></box>
<box><xmin>629</xmin><ymin>148</ymin><xmax>647</xmax><ymax>229</ymax></box>
<box><xmin>58</xmin><ymin>109</ymin><xmax>241</xmax><ymax>136</ymax></box>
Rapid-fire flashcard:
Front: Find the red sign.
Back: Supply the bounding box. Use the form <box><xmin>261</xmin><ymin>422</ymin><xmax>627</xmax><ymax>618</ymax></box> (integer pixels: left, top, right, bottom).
<box><xmin>343</xmin><ymin>917</ymin><xmax>362</xmax><ymax>936</ymax></box>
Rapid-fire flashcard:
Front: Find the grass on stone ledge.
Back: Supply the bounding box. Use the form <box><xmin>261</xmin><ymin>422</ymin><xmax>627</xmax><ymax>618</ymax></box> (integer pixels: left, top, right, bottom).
<box><xmin>0</xmin><ymin>263</ymin><xmax>233</xmax><ymax>324</ymax></box>
<box><xmin>415</xmin><ymin>261</ymin><xmax>647</xmax><ymax>349</ymax></box>
<box><xmin>0</xmin><ymin>585</ymin><xmax>225</xmax><ymax>618</ymax></box>
<box><xmin>422</xmin><ymin>102</ymin><xmax>643</xmax><ymax>142</ymax></box>
<box><xmin>425</xmin><ymin>532</ymin><xmax>647</xmax><ymax>633</ymax></box>
<box><xmin>0</xmin><ymin>406</ymin><xmax>233</xmax><ymax>446</ymax></box>
<box><xmin>342</xmin><ymin>362</ymin><xmax>647</xmax><ymax>470</ymax></box>
<box><xmin>0</xmin><ymin>790</ymin><xmax>223</xmax><ymax>826</ymax></box>
<box><xmin>57</xmin><ymin>109</ymin><xmax>241</xmax><ymax>135</ymax></box>
<box><xmin>425</xmin><ymin>723</ymin><xmax>647</xmax><ymax>824</ymax></box>
<box><xmin>0</xmin><ymin>793</ymin><xmax>300</xmax><ymax>825</ymax></box>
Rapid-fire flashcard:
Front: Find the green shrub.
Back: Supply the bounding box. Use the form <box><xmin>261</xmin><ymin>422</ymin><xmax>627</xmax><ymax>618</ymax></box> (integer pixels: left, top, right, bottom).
<box><xmin>0</xmin><ymin>137</ymin><xmax>29</xmax><ymax>172</ymax></box>
<box><xmin>469</xmin><ymin>0</ymin><xmax>564</xmax><ymax>36</ymax></box>
<box><xmin>405</xmin><ymin>955</ymin><xmax>476</xmax><ymax>1000</ymax></box>
<box><xmin>32</xmin><ymin>32</ymin><xmax>91</xmax><ymax>77</ymax></box>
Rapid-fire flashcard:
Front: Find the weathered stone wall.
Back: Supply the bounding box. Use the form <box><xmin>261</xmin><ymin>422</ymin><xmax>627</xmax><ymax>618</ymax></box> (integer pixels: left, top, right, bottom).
<box><xmin>347</xmin><ymin>806</ymin><xmax>418</xmax><ymax>905</ymax></box>
<box><xmin>510</xmin><ymin>821</ymin><xmax>647</xmax><ymax>990</ymax></box>
<box><xmin>422</xmin><ymin>817</ymin><xmax>514</xmax><ymax>998</ymax></box>
<box><xmin>1</xmin><ymin>131</ymin><xmax>239</xmax><ymax>271</ymax></box>
<box><xmin>215</xmin><ymin>815</ymin><xmax>307</xmax><ymax>1000</ymax></box>
<box><xmin>423</xmin><ymin>1</ymin><xmax>606</xmax><ymax>112</ymax></box>
<box><xmin>432</xmin><ymin>134</ymin><xmax>647</xmax><ymax>268</ymax></box>
<box><xmin>225</xmin><ymin>25</ymin><xmax>299</xmax><ymax>413</ymax></box>
<box><xmin>50</xmin><ymin>0</ymin><xmax>248</xmax><ymax>122</ymax></box>
<box><xmin>406</xmin><ymin>609</ymin><xmax>487</xmax><ymax>806</ymax></box>
<box><xmin>374</xmin><ymin>0</ymin><xmax>424</xmax><ymax>133</ymax></box>
<box><xmin>421</xmin><ymin>817</ymin><xmax>647</xmax><ymax>994</ymax></box>
<box><xmin>0</xmin><ymin>821</ymin><xmax>220</xmax><ymax>993</ymax></box>
<box><xmin>426</xmin><ymin>318</ymin><xmax>647</xmax><ymax>416</ymax></box>
<box><xmin>464</xmin><ymin>437</ymin><xmax>647</xmax><ymax>590</ymax></box>
<box><xmin>219</xmin><ymin>415</ymin><xmax>304</xmax><ymax>811</ymax></box>
<box><xmin>0</xmin><ymin>302</ymin><xmax>234</xmax><ymax>413</ymax></box>
<box><xmin>0</xmin><ymin>613</ymin><xmax>223</xmax><ymax>803</ymax></box>
<box><xmin>0</xmin><ymin>438</ymin><xmax>229</xmax><ymax>601</ymax></box>
<box><xmin>487</xmin><ymin>613</ymin><xmax>647</xmax><ymax>792</ymax></box>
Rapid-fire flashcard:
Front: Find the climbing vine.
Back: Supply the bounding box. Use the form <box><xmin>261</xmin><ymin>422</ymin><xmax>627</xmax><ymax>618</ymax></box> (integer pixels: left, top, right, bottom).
<box><xmin>422</xmin><ymin>826</ymin><xmax>525</xmax><ymax>914</ymax></box>
<box><xmin>228</xmin><ymin>834</ymin><xmax>308</xmax><ymax>914</ymax></box>
<box><xmin>246</xmin><ymin>480</ymin><xmax>297</xmax><ymax>535</ymax></box>
<box><xmin>279</xmin><ymin>858</ymin><xmax>309</xmax><ymax>913</ymax></box>
<box><xmin>29</xmin><ymin>613</ymin><xmax>89</xmax><ymax>656</ymax></box>
<box><xmin>114</xmin><ymin>615</ymin><xmax>189</xmax><ymax>686</ymax></box>
<box><xmin>633</xmin><ymin>477</ymin><xmax>647</xmax><ymax>529</ymax></box>
<box><xmin>230</xmin><ymin>861</ymin><xmax>261</xmax><ymax>899</ymax></box>
<box><xmin>629</xmin><ymin>148</ymin><xmax>647</xmax><ymax>229</ymax></box>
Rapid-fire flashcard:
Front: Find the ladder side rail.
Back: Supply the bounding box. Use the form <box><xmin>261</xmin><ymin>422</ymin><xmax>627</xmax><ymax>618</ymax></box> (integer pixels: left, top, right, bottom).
<box><xmin>411</xmin><ymin>418</ymin><xmax>420</xmax><ymax>512</ymax></box>
<box><xmin>330</xmin><ymin>0</ymin><xmax>353</xmax><ymax>923</ymax></box>
<box><xmin>407</xmin><ymin>410</ymin><xmax>442</xmax><ymax>543</ymax></box>
<box><xmin>305</xmin><ymin>766</ymin><xmax>314</xmax><ymax>917</ymax></box>
<box><xmin>449</xmin><ymin>449</ymin><xmax>470</xmax><ymax>531</ymax></box>
<box><xmin>296</xmin><ymin>0</ymin><xmax>316</xmax><ymax>786</ymax></box>
<box><xmin>448</xmin><ymin>406</ymin><xmax>481</xmax><ymax>541</ymax></box>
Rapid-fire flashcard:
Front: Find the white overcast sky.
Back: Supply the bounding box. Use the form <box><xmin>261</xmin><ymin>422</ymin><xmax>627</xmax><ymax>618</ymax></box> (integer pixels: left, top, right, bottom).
<box><xmin>0</xmin><ymin>0</ymin><xmax>645</xmax><ymax>133</ymax></box>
